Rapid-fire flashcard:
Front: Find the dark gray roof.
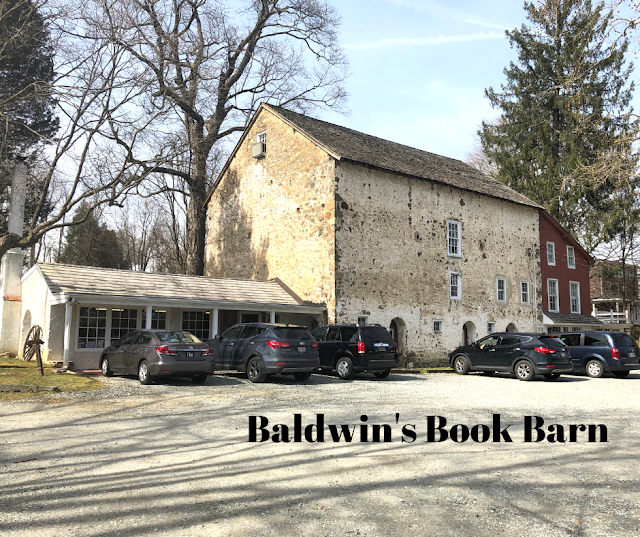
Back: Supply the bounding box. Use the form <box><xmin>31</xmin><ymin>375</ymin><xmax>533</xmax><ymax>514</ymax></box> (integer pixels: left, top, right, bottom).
<box><xmin>544</xmin><ymin>312</ymin><xmax>603</xmax><ymax>325</ymax></box>
<box><xmin>33</xmin><ymin>263</ymin><xmax>317</xmax><ymax>308</ymax></box>
<box><xmin>267</xmin><ymin>105</ymin><xmax>540</xmax><ymax>209</ymax></box>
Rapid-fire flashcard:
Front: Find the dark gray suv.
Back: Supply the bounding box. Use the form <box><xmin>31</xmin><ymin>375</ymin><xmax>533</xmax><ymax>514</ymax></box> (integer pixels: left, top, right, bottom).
<box><xmin>559</xmin><ymin>331</ymin><xmax>640</xmax><ymax>378</ymax></box>
<box><xmin>207</xmin><ymin>323</ymin><xmax>319</xmax><ymax>383</ymax></box>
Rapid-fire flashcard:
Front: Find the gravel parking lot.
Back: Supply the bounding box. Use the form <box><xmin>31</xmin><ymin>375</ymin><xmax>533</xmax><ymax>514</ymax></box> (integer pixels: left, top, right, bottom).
<box><xmin>1</xmin><ymin>370</ymin><xmax>640</xmax><ymax>536</ymax></box>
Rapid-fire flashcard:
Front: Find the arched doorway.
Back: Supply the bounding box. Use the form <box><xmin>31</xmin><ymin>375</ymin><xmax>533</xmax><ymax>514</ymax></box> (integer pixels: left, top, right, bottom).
<box><xmin>506</xmin><ymin>323</ymin><xmax>517</xmax><ymax>332</ymax></box>
<box><xmin>463</xmin><ymin>321</ymin><xmax>476</xmax><ymax>346</ymax></box>
<box><xmin>390</xmin><ymin>317</ymin><xmax>406</xmax><ymax>357</ymax></box>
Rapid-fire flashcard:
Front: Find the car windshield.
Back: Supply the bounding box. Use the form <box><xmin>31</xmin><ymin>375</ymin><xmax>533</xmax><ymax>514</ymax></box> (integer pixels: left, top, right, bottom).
<box><xmin>359</xmin><ymin>326</ymin><xmax>395</xmax><ymax>344</ymax></box>
<box><xmin>155</xmin><ymin>331</ymin><xmax>202</xmax><ymax>343</ymax></box>
<box><xmin>271</xmin><ymin>327</ymin><xmax>312</xmax><ymax>340</ymax></box>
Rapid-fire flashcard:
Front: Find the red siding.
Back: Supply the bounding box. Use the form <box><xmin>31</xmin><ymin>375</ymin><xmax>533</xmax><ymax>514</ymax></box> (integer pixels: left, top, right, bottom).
<box><xmin>539</xmin><ymin>211</ymin><xmax>591</xmax><ymax>315</ymax></box>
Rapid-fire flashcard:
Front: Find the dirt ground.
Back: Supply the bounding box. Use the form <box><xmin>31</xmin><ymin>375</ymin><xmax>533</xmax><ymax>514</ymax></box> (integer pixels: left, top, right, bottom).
<box><xmin>1</xmin><ymin>371</ymin><xmax>639</xmax><ymax>536</ymax></box>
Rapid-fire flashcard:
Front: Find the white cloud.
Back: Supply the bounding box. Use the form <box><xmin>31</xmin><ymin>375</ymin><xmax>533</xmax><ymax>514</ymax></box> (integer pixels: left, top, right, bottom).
<box><xmin>385</xmin><ymin>0</ymin><xmax>509</xmax><ymax>30</ymax></box>
<box><xmin>345</xmin><ymin>31</ymin><xmax>504</xmax><ymax>50</ymax></box>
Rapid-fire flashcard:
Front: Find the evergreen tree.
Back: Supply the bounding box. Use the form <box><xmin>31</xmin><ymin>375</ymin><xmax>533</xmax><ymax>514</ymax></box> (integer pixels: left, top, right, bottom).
<box><xmin>58</xmin><ymin>205</ymin><xmax>130</xmax><ymax>269</ymax></box>
<box><xmin>479</xmin><ymin>0</ymin><xmax>639</xmax><ymax>249</ymax></box>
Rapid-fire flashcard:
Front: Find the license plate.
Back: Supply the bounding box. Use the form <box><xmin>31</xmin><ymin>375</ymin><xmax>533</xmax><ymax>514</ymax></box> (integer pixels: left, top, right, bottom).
<box><xmin>297</xmin><ymin>347</ymin><xmax>305</xmax><ymax>353</ymax></box>
<box><xmin>630</xmin><ymin>353</ymin><xmax>636</xmax><ymax>358</ymax></box>
<box><xmin>186</xmin><ymin>352</ymin><xmax>194</xmax><ymax>358</ymax></box>
<box><xmin>374</xmin><ymin>343</ymin><xmax>388</xmax><ymax>347</ymax></box>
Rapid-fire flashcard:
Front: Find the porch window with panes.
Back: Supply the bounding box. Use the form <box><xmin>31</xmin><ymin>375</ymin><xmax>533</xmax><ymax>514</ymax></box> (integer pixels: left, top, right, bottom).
<box><xmin>78</xmin><ymin>307</ymin><xmax>107</xmax><ymax>349</ymax></box>
<box><xmin>142</xmin><ymin>309</ymin><xmax>167</xmax><ymax>329</ymax></box>
<box><xmin>182</xmin><ymin>311</ymin><xmax>211</xmax><ymax>340</ymax></box>
<box><xmin>110</xmin><ymin>308</ymin><xmax>138</xmax><ymax>341</ymax></box>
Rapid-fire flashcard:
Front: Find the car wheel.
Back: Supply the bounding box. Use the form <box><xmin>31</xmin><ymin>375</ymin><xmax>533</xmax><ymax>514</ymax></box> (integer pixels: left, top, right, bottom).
<box><xmin>374</xmin><ymin>369</ymin><xmax>391</xmax><ymax>379</ymax></box>
<box><xmin>247</xmin><ymin>357</ymin><xmax>267</xmax><ymax>383</ymax></box>
<box><xmin>138</xmin><ymin>360</ymin><xmax>153</xmax><ymax>385</ymax></box>
<box><xmin>294</xmin><ymin>372</ymin><xmax>312</xmax><ymax>381</ymax></box>
<box><xmin>192</xmin><ymin>374</ymin><xmax>208</xmax><ymax>384</ymax></box>
<box><xmin>586</xmin><ymin>360</ymin><xmax>604</xmax><ymax>378</ymax></box>
<box><xmin>101</xmin><ymin>356</ymin><xmax>113</xmax><ymax>377</ymax></box>
<box><xmin>482</xmin><ymin>371</ymin><xmax>496</xmax><ymax>376</ymax></box>
<box><xmin>514</xmin><ymin>360</ymin><xmax>535</xmax><ymax>381</ymax></box>
<box><xmin>336</xmin><ymin>357</ymin><xmax>354</xmax><ymax>380</ymax></box>
<box><xmin>453</xmin><ymin>355</ymin><xmax>470</xmax><ymax>375</ymax></box>
<box><xmin>612</xmin><ymin>370</ymin><xmax>630</xmax><ymax>378</ymax></box>
<box><xmin>544</xmin><ymin>373</ymin><xmax>561</xmax><ymax>380</ymax></box>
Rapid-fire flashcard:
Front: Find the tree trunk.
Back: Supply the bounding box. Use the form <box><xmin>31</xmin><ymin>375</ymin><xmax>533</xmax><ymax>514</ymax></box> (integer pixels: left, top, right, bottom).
<box><xmin>185</xmin><ymin>145</ymin><xmax>208</xmax><ymax>276</ymax></box>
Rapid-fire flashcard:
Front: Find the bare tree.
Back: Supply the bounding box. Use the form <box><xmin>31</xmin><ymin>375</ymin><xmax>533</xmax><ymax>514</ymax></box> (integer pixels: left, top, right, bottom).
<box><xmin>70</xmin><ymin>0</ymin><xmax>348</xmax><ymax>275</ymax></box>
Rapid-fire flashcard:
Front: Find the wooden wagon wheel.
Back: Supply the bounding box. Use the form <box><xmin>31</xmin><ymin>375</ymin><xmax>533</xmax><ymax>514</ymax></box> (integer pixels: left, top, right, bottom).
<box><xmin>23</xmin><ymin>325</ymin><xmax>45</xmax><ymax>376</ymax></box>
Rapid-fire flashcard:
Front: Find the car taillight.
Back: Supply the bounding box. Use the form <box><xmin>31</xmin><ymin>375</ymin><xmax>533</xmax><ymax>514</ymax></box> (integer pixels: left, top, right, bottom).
<box><xmin>266</xmin><ymin>340</ymin><xmax>290</xmax><ymax>348</ymax></box>
<box><xmin>611</xmin><ymin>348</ymin><xmax>620</xmax><ymax>359</ymax></box>
<box><xmin>312</xmin><ymin>342</ymin><xmax>318</xmax><ymax>348</ymax></box>
<box><xmin>156</xmin><ymin>345</ymin><xmax>178</xmax><ymax>355</ymax></box>
<box><xmin>534</xmin><ymin>347</ymin><xmax>554</xmax><ymax>354</ymax></box>
<box><xmin>358</xmin><ymin>341</ymin><xmax>365</xmax><ymax>354</ymax></box>
<box><xmin>201</xmin><ymin>347</ymin><xmax>214</xmax><ymax>356</ymax></box>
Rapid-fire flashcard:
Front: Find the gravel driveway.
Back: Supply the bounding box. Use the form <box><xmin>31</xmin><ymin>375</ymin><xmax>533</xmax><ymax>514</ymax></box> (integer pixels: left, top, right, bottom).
<box><xmin>1</xmin><ymin>370</ymin><xmax>639</xmax><ymax>536</ymax></box>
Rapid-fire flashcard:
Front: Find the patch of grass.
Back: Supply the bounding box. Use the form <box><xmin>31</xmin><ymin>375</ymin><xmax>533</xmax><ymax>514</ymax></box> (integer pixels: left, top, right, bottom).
<box><xmin>0</xmin><ymin>354</ymin><xmax>103</xmax><ymax>400</ymax></box>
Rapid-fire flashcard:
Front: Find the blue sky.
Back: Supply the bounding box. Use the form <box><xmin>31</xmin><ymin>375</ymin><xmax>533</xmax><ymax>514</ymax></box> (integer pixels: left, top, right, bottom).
<box><xmin>320</xmin><ymin>0</ymin><xmax>639</xmax><ymax>162</ymax></box>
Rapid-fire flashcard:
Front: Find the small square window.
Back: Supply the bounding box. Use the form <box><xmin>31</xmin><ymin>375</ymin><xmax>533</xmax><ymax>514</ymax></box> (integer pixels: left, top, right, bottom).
<box><xmin>357</xmin><ymin>315</ymin><xmax>369</xmax><ymax>325</ymax></box>
<box><xmin>487</xmin><ymin>322</ymin><xmax>496</xmax><ymax>333</ymax></box>
<box><xmin>433</xmin><ymin>320</ymin><xmax>443</xmax><ymax>333</ymax></box>
<box><xmin>257</xmin><ymin>131</ymin><xmax>267</xmax><ymax>144</ymax></box>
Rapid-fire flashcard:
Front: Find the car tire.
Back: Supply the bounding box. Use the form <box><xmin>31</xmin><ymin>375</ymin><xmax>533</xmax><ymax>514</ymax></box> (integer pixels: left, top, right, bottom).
<box><xmin>192</xmin><ymin>374</ymin><xmax>208</xmax><ymax>384</ymax></box>
<box><xmin>336</xmin><ymin>357</ymin><xmax>354</xmax><ymax>380</ymax></box>
<box><xmin>612</xmin><ymin>370</ymin><xmax>630</xmax><ymax>378</ymax></box>
<box><xmin>514</xmin><ymin>360</ymin><xmax>535</xmax><ymax>381</ymax></box>
<box><xmin>544</xmin><ymin>373</ymin><xmax>561</xmax><ymax>380</ymax></box>
<box><xmin>247</xmin><ymin>357</ymin><xmax>267</xmax><ymax>383</ymax></box>
<box><xmin>453</xmin><ymin>355</ymin><xmax>470</xmax><ymax>375</ymax></box>
<box><xmin>374</xmin><ymin>369</ymin><xmax>391</xmax><ymax>379</ymax></box>
<box><xmin>294</xmin><ymin>372</ymin><xmax>312</xmax><ymax>381</ymax></box>
<box><xmin>138</xmin><ymin>360</ymin><xmax>153</xmax><ymax>385</ymax></box>
<box><xmin>586</xmin><ymin>360</ymin><xmax>604</xmax><ymax>378</ymax></box>
<box><xmin>482</xmin><ymin>371</ymin><xmax>496</xmax><ymax>376</ymax></box>
<box><xmin>101</xmin><ymin>356</ymin><xmax>113</xmax><ymax>377</ymax></box>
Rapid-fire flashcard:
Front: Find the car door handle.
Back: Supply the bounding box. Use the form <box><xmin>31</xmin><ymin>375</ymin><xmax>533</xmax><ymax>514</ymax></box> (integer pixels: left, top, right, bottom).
<box><xmin>250</xmin><ymin>342</ymin><xmax>254</xmax><ymax>345</ymax></box>
<box><xmin>488</xmin><ymin>349</ymin><xmax>496</xmax><ymax>352</ymax></box>
<box><xmin>229</xmin><ymin>343</ymin><xmax>234</xmax><ymax>346</ymax></box>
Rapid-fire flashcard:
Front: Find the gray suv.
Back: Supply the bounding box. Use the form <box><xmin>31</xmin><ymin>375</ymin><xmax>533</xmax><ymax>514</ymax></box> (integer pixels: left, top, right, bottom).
<box><xmin>559</xmin><ymin>331</ymin><xmax>640</xmax><ymax>378</ymax></box>
<box><xmin>208</xmin><ymin>323</ymin><xmax>319</xmax><ymax>383</ymax></box>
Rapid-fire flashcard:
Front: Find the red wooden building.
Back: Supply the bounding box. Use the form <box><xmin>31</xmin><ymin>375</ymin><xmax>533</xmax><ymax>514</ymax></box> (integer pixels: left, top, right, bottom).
<box><xmin>539</xmin><ymin>210</ymin><xmax>602</xmax><ymax>332</ymax></box>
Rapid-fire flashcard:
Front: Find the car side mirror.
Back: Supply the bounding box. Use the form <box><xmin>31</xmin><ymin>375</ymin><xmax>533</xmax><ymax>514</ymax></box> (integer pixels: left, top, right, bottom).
<box><xmin>215</xmin><ymin>334</ymin><xmax>222</xmax><ymax>341</ymax></box>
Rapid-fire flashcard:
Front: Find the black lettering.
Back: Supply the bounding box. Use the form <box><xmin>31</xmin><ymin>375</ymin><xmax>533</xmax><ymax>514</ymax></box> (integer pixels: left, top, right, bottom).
<box><xmin>524</xmin><ymin>415</ymin><xmax>545</xmax><ymax>442</ymax></box>
<box><xmin>569</xmin><ymin>424</ymin><xmax>586</xmax><ymax>442</ymax></box>
<box><xmin>328</xmin><ymin>424</ymin><xmax>356</xmax><ymax>442</ymax></box>
<box><xmin>493</xmin><ymin>414</ymin><xmax>513</xmax><ymax>442</ymax></box>
<box><xmin>272</xmin><ymin>424</ymin><xmax>290</xmax><ymax>443</ymax></box>
<box><xmin>372</xmin><ymin>424</ymin><xmax>392</xmax><ymax>442</ymax></box>
<box><xmin>588</xmin><ymin>424</ymin><xmax>607</xmax><ymax>442</ymax></box>
<box><xmin>450</xmin><ymin>424</ymin><xmax>469</xmax><ymax>443</ymax></box>
<box><xmin>294</xmin><ymin>414</ymin><xmax>302</xmax><ymax>442</ymax></box>
<box><xmin>427</xmin><ymin>416</ymin><xmax>448</xmax><ymax>442</ymax></box>
<box><xmin>305</xmin><ymin>414</ymin><xmax>325</xmax><ymax>442</ymax></box>
<box><xmin>547</xmin><ymin>424</ymin><xmax>566</xmax><ymax>443</ymax></box>
<box><xmin>471</xmin><ymin>424</ymin><xmax>490</xmax><ymax>443</ymax></box>
<box><xmin>401</xmin><ymin>424</ymin><xmax>416</xmax><ymax>443</ymax></box>
<box><xmin>360</xmin><ymin>415</ymin><xmax>368</xmax><ymax>442</ymax></box>
<box><xmin>249</xmin><ymin>416</ymin><xmax>269</xmax><ymax>442</ymax></box>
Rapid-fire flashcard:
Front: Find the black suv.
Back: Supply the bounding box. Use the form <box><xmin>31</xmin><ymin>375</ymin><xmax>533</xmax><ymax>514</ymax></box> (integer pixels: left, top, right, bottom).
<box><xmin>309</xmin><ymin>324</ymin><xmax>398</xmax><ymax>380</ymax></box>
<box><xmin>558</xmin><ymin>331</ymin><xmax>640</xmax><ymax>378</ymax></box>
<box><xmin>449</xmin><ymin>332</ymin><xmax>573</xmax><ymax>381</ymax></box>
<box><xmin>207</xmin><ymin>323</ymin><xmax>319</xmax><ymax>383</ymax></box>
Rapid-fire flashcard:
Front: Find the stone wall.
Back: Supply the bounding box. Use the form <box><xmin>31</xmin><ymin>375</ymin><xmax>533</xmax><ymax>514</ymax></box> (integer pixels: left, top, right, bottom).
<box><xmin>206</xmin><ymin>107</ymin><xmax>337</xmax><ymax>320</ymax></box>
<box><xmin>334</xmin><ymin>161</ymin><xmax>543</xmax><ymax>366</ymax></box>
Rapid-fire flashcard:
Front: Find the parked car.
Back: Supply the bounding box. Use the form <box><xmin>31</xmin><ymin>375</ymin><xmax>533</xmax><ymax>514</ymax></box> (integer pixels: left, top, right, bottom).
<box><xmin>100</xmin><ymin>330</ymin><xmax>215</xmax><ymax>385</ymax></box>
<box><xmin>558</xmin><ymin>331</ymin><xmax>640</xmax><ymax>378</ymax></box>
<box><xmin>207</xmin><ymin>323</ymin><xmax>319</xmax><ymax>383</ymax></box>
<box><xmin>309</xmin><ymin>324</ymin><xmax>399</xmax><ymax>380</ymax></box>
<box><xmin>449</xmin><ymin>332</ymin><xmax>573</xmax><ymax>381</ymax></box>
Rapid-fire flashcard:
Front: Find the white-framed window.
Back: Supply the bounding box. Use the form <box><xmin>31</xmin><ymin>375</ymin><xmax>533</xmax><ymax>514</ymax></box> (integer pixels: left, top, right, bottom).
<box><xmin>449</xmin><ymin>272</ymin><xmax>461</xmax><ymax>299</ymax></box>
<box><xmin>142</xmin><ymin>309</ymin><xmax>167</xmax><ymax>330</ymax></box>
<box><xmin>182</xmin><ymin>310</ymin><xmax>211</xmax><ymax>340</ymax></box>
<box><xmin>257</xmin><ymin>131</ymin><xmax>267</xmax><ymax>144</ymax></box>
<box><xmin>570</xmin><ymin>281</ymin><xmax>581</xmax><ymax>314</ymax></box>
<box><xmin>487</xmin><ymin>322</ymin><xmax>496</xmax><ymax>333</ymax></box>
<box><xmin>77</xmin><ymin>307</ymin><xmax>107</xmax><ymax>349</ymax></box>
<box><xmin>357</xmin><ymin>315</ymin><xmax>370</xmax><ymax>325</ymax></box>
<box><xmin>546</xmin><ymin>242</ymin><xmax>556</xmax><ymax>266</ymax></box>
<box><xmin>520</xmin><ymin>281</ymin><xmax>530</xmax><ymax>304</ymax></box>
<box><xmin>567</xmin><ymin>246</ymin><xmax>575</xmax><ymax>269</ymax></box>
<box><xmin>447</xmin><ymin>220</ymin><xmax>461</xmax><ymax>257</ymax></box>
<box><xmin>110</xmin><ymin>308</ymin><xmax>138</xmax><ymax>342</ymax></box>
<box><xmin>496</xmin><ymin>278</ymin><xmax>506</xmax><ymax>302</ymax></box>
<box><xmin>547</xmin><ymin>279</ymin><xmax>559</xmax><ymax>312</ymax></box>
<box><xmin>433</xmin><ymin>320</ymin><xmax>443</xmax><ymax>333</ymax></box>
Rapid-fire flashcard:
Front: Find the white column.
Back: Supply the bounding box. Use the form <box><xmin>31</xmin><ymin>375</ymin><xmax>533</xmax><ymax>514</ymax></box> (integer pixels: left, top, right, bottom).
<box><xmin>145</xmin><ymin>305</ymin><xmax>152</xmax><ymax>329</ymax></box>
<box><xmin>63</xmin><ymin>301</ymin><xmax>73</xmax><ymax>368</ymax></box>
<box><xmin>212</xmin><ymin>308</ymin><xmax>219</xmax><ymax>337</ymax></box>
<box><xmin>270</xmin><ymin>310</ymin><xmax>276</xmax><ymax>323</ymax></box>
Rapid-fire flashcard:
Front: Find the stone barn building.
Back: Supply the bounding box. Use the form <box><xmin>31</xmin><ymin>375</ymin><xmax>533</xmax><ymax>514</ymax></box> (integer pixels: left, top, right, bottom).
<box><xmin>205</xmin><ymin>104</ymin><xmax>544</xmax><ymax>364</ymax></box>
